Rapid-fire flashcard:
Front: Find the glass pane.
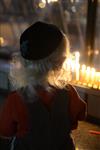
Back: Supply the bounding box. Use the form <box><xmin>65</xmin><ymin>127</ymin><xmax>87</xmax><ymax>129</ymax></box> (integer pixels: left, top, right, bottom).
<box><xmin>94</xmin><ymin>1</ymin><xmax>100</xmax><ymax>70</ymax></box>
<box><xmin>0</xmin><ymin>0</ymin><xmax>88</xmax><ymax>54</ymax></box>
<box><xmin>34</xmin><ymin>0</ymin><xmax>88</xmax><ymax>55</ymax></box>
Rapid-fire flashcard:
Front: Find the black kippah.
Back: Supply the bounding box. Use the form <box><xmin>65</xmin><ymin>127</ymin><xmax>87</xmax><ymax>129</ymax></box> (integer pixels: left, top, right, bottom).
<box><xmin>20</xmin><ymin>21</ymin><xmax>63</xmax><ymax>60</ymax></box>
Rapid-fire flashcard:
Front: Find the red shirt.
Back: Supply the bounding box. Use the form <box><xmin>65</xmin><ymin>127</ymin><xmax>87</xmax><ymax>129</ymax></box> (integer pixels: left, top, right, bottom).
<box><xmin>0</xmin><ymin>84</ymin><xmax>86</xmax><ymax>138</ymax></box>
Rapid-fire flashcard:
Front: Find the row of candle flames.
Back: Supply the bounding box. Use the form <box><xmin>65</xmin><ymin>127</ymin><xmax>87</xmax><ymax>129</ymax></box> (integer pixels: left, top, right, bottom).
<box><xmin>64</xmin><ymin>52</ymin><xmax>100</xmax><ymax>90</ymax></box>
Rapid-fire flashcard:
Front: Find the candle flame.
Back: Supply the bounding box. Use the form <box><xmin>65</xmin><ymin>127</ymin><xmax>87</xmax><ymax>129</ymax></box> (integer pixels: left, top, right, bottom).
<box><xmin>66</xmin><ymin>51</ymin><xmax>100</xmax><ymax>90</ymax></box>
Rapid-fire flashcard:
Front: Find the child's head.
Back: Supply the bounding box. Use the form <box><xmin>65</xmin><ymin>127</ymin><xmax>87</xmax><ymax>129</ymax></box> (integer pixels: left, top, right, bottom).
<box><xmin>10</xmin><ymin>21</ymin><xmax>71</xmax><ymax>90</ymax></box>
<box><xmin>20</xmin><ymin>21</ymin><xmax>68</xmax><ymax>61</ymax></box>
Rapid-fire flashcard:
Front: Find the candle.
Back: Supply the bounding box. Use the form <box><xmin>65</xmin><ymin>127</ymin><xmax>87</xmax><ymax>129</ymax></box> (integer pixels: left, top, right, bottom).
<box><xmin>88</xmin><ymin>68</ymin><xmax>95</xmax><ymax>87</ymax></box>
<box><xmin>85</xmin><ymin>66</ymin><xmax>91</xmax><ymax>84</ymax></box>
<box><xmin>74</xmin><ymin>52</ymin><xmax>80</xmax><ymax>82</ymax></box>
<box><xmin>93</xmin><ymin>72</ymin><xmax>100</xmax><ymax>89</ymax></box>
<box><xmin>66</xmin><ymin>51</ymin><xmax>100</xmax><ymax>90</ymax></box>
<box><xmin>80</xmin><ymin>64</ymin><xmax>86</xmax><ymax>85</ymax></box>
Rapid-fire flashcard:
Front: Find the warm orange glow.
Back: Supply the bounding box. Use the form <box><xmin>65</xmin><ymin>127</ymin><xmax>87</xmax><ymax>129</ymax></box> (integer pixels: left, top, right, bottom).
<box><xmin>66</xmin><ymin>51</ymin><xmax>100</xmax><ymax>90</ymax></box>
<box><xmin>0</xmin><ymin>37</ymin><xmax>4</xmax><ymax>46</ymax></box>
<box><xmin>94</xmin><ymin>50</ymin><xmax>99</xmax><ymax>55</ymax></box>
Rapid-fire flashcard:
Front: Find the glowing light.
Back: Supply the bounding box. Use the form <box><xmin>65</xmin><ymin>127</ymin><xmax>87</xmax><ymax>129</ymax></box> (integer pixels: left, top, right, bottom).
<box><xmin>94</xmin><ymin>50</ymin><xmax>99</xmax><ymax>55</ymax></box>
<box><xmin>41</xmin><ymin>0</ymin><xmax>46</xmax><ymax>4</ymax></box>
<box><xmin>74</xmin><ymin>52</ymin><xmax>80</xmax><ymax>81</ymax></box>
<box><xmin>0</xmin><ymin>37</ymin><xmax>4</xmax><ymax>46</ymax></box>
<box><xmin>88</xmin><ymin>49</ymin><xmax>92</xmax><ymax>56</ymax></box>
<box><xmin>41</xmin><ymin>0</ymin><xmax>58</xmax><ymax>4</ymax></box>
<box><xmin>39</xmin><ymin>2</ymin><xmax>46</xmax><ymax>8</ymax></box>
<box><xmin>88</xmin><ymin>68</ymin><xmax>96</xmax><ymax>87</ymax></box>
<box><xmin>48</xmin><ymin>0</ymin><xmax>58</xmax><ymax>3</ymax></box>
<box><xmin>68</xmin><ymin>51</ymin><xmax>100</xmax><ymax>90</ymax></box>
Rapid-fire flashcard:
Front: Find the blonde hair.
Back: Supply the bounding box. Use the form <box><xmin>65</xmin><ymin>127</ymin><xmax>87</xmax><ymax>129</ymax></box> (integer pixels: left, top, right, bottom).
<box><xmin>9</xmin><ymin>34</ymin><xmax>71</xmax><ymax>92</ymax></box>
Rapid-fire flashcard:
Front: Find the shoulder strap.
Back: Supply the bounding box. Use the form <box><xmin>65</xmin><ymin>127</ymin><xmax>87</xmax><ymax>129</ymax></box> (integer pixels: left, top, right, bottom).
<box><xmin>49</xmin><ymin>88</ymin><xmax>71</xmax><ymax>146</ymax></box>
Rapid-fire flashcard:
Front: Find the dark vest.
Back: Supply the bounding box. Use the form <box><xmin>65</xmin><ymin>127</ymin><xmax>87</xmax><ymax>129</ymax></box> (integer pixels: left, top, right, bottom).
<box><xmin>13</xmin><ymin>88</ymin><xmax>75</xmax><ymax>150</ymax></box>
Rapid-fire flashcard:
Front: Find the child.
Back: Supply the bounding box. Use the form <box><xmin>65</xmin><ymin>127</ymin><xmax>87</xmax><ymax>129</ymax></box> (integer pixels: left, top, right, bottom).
<box><xmin>0</xmin><ymin>21</ymin><xmax>87</xmax><ymax>150</ymax></box>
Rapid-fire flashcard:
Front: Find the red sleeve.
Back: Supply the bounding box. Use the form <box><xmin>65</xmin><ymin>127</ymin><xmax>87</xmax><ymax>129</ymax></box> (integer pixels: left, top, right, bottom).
<box><xmin>68</xmin><ymin>84</ymin><xmax>87</xmax><ymax>130</ymax></box>
<box><xmin>0</xmin><ymin>91</ymin><xmax>29</xmax><ymax>138</ymax></box>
